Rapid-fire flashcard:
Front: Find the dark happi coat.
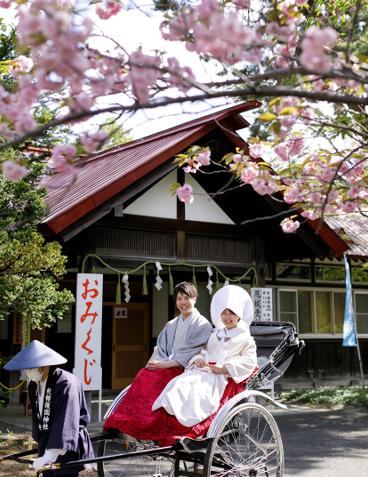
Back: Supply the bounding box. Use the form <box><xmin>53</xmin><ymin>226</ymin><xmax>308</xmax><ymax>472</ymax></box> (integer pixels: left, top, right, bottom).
<box><xmin>29</xmin><ymin>368</ymin><xmax>94</xmax><ymax>477</ymax></box>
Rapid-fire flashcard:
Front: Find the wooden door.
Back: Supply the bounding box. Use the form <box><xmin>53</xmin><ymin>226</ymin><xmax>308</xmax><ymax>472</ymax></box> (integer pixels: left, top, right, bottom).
<box><xmin>111</xmin><ymin>303</ymin><xmax>149</xmax><ymax>389</ymax></box>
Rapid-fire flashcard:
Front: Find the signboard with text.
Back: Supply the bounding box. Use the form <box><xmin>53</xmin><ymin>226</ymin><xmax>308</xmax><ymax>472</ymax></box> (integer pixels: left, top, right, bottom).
<box><xmin>251</xmin><ymin>288</ymin><xmax>273</xmax><ymax>322</ymax></box>
<box><xmin>73</xmin><ymin>273</ymin><xmax>103</xmax><ymax>391</ymax></box>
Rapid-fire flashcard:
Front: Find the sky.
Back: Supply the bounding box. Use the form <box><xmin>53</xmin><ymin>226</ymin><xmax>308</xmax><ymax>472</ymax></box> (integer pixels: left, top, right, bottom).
<box><xmin>0</xmin><ymin>1</ymin><xmax>256</xmax><ymax>140</ymax></box>
<box><xmin>88</xmin><ymin>3</ymin><xmax>246</xmax><ymax>138</ymax></box>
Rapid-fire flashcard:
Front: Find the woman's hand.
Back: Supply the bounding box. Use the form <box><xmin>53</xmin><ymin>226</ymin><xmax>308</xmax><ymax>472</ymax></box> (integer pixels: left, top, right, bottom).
<box><xmin>194</xmin><ymin>359</ymin><xmax>207</xmax><ymax>368</ymax></box>
<box><xmin>208</xmin><ymin>364</ymin><xmax>227</xmax><ymax>374</ymax></box>
<box><xmin>146</xmin><ymin>359</ymin><xmax>178</xmax><ymax>370</ymax></box>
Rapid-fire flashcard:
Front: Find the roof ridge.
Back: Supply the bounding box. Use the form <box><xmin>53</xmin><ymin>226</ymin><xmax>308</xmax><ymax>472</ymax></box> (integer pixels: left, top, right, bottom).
<box><xmin>84</xmin><ymin>100</ymin><xmax>260</xmax><ymax>163</ymax></box>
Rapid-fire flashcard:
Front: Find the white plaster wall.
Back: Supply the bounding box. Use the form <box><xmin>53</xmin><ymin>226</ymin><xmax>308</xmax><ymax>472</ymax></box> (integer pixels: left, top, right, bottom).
<box><xmin>124</xmin><ymin>171</ymin><xmax>177</xmax><ymax>219</ymax></box>
<box><xmin>124</xmin><ymin>170</ymin><xmax>234</xmax><ymax>225</ymax></box>
<box><xmin>185</xmin><ymin>175</ymin><xmax>234</xmax><ymax>224</ymax></box>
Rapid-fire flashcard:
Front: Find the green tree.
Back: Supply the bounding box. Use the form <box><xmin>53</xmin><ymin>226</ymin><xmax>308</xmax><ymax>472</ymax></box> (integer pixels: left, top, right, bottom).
<box><xmin>0</xmin><ymin>19</ymin><xmax>74</xmax><ymax>330</ymax></box>
<box><xmin>0</xmin><ymin>158</ymin><xmax>74</xmax><ymax>329</ymax></box>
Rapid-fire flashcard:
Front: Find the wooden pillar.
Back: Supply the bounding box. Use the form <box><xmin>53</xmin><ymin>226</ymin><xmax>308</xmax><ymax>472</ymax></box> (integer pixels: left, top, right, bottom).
<box><xmin>177</xmin><ymin>168</ymin><xmax>186</xmax><ymax>260</ymax></box>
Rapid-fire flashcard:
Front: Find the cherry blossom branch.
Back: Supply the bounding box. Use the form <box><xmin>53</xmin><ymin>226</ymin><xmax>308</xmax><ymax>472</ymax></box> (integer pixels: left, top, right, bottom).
<box><xmin>240</xmin><ymin>207</ymin><xmax>300</xmax><ymax>226</ymax></box>
<box><xmin>1</xmin><ymin>85</ymin><xmax>367</xmax><ymax>151</ymax></box>
<box><xmin>205</xmin><ymin>66</ymin><xmax>368</xmax><ymax>87</ymax></box>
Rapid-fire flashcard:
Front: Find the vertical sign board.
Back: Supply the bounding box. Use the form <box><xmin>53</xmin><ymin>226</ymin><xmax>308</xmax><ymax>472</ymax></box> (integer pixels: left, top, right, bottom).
<box><xmin>251</xmin><ymin>288</ymin><xmax>273</xmax><ymax>321</ymax></box>
<box><xmin>73</xmin><ymin>273</ymin><xmax>103</xmax><ymax>391</ymax></box>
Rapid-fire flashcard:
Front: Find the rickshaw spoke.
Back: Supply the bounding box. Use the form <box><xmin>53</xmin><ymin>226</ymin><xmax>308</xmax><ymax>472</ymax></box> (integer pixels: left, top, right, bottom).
<box><xmin>203</xmin><ymin>403</ymin><xmax>284</xmax><ymax>477</ymax></box>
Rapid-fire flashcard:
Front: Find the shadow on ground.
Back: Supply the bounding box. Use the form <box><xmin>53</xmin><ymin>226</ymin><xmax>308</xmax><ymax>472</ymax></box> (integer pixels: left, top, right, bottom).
<box><xmin>274</xmin><ymin>405</ymin><xmax>368</xmax><ymax>477</ymax></box>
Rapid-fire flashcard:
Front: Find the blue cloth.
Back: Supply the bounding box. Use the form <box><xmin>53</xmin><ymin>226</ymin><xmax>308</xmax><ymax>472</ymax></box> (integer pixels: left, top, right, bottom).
<box><xmin>4</xmin><ymin>340</ymin><xmax>67</xmax><ymax>370</ymax></box>
<box><xmin>343</xmin><ymin>255</ymin><xmax>357</xmax><ymax>347</ymax></box>
<box><xmin>29</xmin><ymin>368</ymin><xmax>94</xmax><ymax>476</ymax></box>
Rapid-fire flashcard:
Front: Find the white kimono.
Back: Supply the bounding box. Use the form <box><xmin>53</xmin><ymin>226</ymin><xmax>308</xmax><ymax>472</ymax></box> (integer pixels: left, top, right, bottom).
<box><xmin>152</xmin><ymin>326</ymin><xmax>257</xmax><ymax>426</ymax></box>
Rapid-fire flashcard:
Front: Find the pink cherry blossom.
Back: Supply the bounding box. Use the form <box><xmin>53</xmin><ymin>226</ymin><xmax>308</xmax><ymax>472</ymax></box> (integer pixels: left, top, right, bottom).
<box><xmin>96</xmin><ymin>1</ymin><xmax>122</xmax><ymax>20</ymax></box>
<box><xmin>251</xmin><ymin>177</ymin><xmax>278</xmax><ymax>195</ymax></box>
<box><xmin>2</xmin><ymin>160</ymin><xmax>28</xmax><ymax>181</ymax></box>
<box><xmin>274</xmin><ymin>138</ymin><xmax>304</xmax><ymax>162</ymax></box>
<box><xmin>289</xmin><ymin>137</ymin><xmax>304</xmax><ymax>156</ymax></box>
<box><xmin>0</xmin><ymin>123</ymin><xmax>13</xmax><ymax>139</ymax></box>
<box><xmin>197</xmin><ymin>149</ymin><xmax>211</xmax><ymax>166</ymax></box>
<box><xmin>308</xmin><ymin>191</ymin><xmax>323</xmax><ymax>204</ymax></box>
<box><xmin>14</xmin><ymin>55</ymin><xmax>33</xmax><ymax>73</ymax></box>
<box><xmin>340</xmin><ymin>202</ymin><xmax>356</xmax><ymax>213</ymax></box>
<box><xmin>300</xmin><ymin>50</ymin><xmax>333</xmax><ymax>74</ymax></box>
<box><xmin>240</xmin><ymin>164</ymin><xmax>259</xmax><ymax>184</ymax></box>
<box><xmin>183</xmin><ymin>164</ymin><xmax>199</xmax><ymax>174</ymax></box>
<box><xmin>0</xmin><ymin>0</ymin><xmax>365</xmax><ymax>225</ymax></box>
<box><xmin>248</xmin><ymin>143</ymin><xmax>264</xmax><ymax>159</ymax></box>
<box><xmin>128</xmin><ymin>49</ymin><xmax>160</xmax><ymax>103</ymax></box>
<box><xmin>47</xmin><ymin>144</ymin><xmax>77</xmax><ymax>173</ymax></box>
<box><xmin>166</xmin><ymin>57</ymin><xmax>195</xmax><ymax>92</ymax></box>
<box><xmin>280</xmin><ymin>218</ymin><xmax>300</xmax><ymax>233</ymax></box>
<box><xmin>300</xmin><ymin>26</ymin><xmax>338</xmax><ymax>73</ymax></box>
<box><xmin>164</xmin><ymin>1</ymin><xmax>255</xmax><ymax>64</ymax></box>
<box><xmin>301</xmin><ymin>210</ymin><xmax>319</xmax><ymax>221</ymax></box>
<box><xmin>232</xmin><ymin>153</ymin><xmax>243</xmax><ymax>163</ymax></box>
<box><xmin>274</xmin><ymin>143</ymin><xmax>290</xmax><ymax>161</ymax></box>
<box><xmin>284</xmin><ymin>186</ymin><xmax>303</xmax><ymax>204</ymax></box>
<box><xmin>72</xmin><ymin>93</ymin><xmax>94</xmax><ymax>112</ymax></box>
<box><xmin>176</xmin><ymin>184</ymin><xmax>194</xmax><ymax>204</ymax></box>
<box><xmin>14</xmin><ymin>114</ymin><xmax>37</xmax><ymax>134</ymax></box>
<box><xmin>233</xmin><ymin>0</ymin><xmax>250</xmax><ymax>9</ymax></box>
<box><xmin>81</xmin><ymin>131</ymin><xmax>108</xmax><ymax>153</ymax></box>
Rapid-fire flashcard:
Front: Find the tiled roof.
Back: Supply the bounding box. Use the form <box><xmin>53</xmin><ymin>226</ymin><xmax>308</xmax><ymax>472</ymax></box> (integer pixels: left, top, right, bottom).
<box><xmin>326</xmin><ymin>214</ymin><xmax>368</xmax><ymax>258</ymax></box>
<box><xmin>42</xmin><ymin>101</ymin><xmax>260</xmax><ymax>234</ymax></box>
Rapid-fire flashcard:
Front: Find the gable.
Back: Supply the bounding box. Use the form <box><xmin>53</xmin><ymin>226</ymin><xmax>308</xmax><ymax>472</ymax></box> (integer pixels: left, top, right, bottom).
<box><xmin>124</xmin><ymin>170</ymin><xmax>235</xmax><ymax>225</ymax></box>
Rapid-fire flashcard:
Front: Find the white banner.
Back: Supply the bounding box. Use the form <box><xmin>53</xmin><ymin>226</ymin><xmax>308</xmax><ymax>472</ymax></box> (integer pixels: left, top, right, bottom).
<box><xmin>73</xmin><ymin>273</ymin><xmax>103</xmax><ymax>390</ymax></box>
<box><xmin>251</xmin><ymin>288</ymin><xmax>273</xmax><ymax>322</ymax></box>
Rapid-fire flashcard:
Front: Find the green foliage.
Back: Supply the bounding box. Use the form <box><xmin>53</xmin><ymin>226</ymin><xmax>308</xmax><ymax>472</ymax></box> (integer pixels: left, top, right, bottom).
<box><xmin>31</xmin><ymin>105</ymin><xmax>76</xmax><ymax>148</ymax></box>
<box><xmin>0</xmin><ymin>168</ymin><xmax>74</xmax><ymax>329</ymax></box>
<box><xmin>311</xmin><ymin>0</ymin><xmax>368</xmax><ymax>57</ymax></box>
<box><xmin>0</xmin><ymin>155</ymin><xmax>47</xmax><ymax>231</ymax></box>
<box><xmin>352</xmin><ymin>265</ymin><xmax>368</xmax><ymax>283</ymax></box>
<box><xmin>279</xmin><ymin>385</ymin><xmax>368</xmax><ymax>408</ymax></box>
<box><xmin>0</xmin><ymin>22</ymin><xmax>16</xmax><ymax>61</ymax></box>
<box><xmin>100</xmin><ymin>118</ymin><xmax>132</xmax><ymax>150</ymax></box>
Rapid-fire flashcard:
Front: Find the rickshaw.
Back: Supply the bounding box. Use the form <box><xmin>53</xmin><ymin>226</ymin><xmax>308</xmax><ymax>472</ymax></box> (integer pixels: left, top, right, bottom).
<box><xmin>1</xmin><ymin>321</ymin><xmax>304</xmax><ymax>477</ymax></box>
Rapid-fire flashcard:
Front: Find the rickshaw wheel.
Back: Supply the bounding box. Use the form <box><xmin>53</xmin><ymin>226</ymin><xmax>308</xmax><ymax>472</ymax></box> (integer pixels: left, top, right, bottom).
<box><xmin>203</xmin><ymin>402</ymin><xmax>284</xmax><ymax>477</ymax></box>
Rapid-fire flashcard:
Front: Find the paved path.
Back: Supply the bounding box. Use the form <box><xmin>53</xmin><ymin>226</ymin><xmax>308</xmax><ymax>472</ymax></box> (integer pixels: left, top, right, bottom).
<box><xmin>273</xmin><ymin>405</ymin><xmax>368</xmax><ymax>477</ymax></box>
<box><xmin>1</xmin><ymin>403</ymin><xmax>367</xmax><ymax>476</ymax></box>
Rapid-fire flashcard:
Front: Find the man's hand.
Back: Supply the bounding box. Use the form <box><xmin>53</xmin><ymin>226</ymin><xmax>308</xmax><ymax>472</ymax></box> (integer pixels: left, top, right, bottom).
<box><xmin>146</xmin><ymin>359</ymin><xmax>178</xmax><ymax>370</ymax></box>
<box><xmin>32</xmin><ymin>455</ymin><xmax>52</xmax><ymax>471</ymax></box>
<box><xmin>32</xmin><ymin>449</ymin><xmax>59</xmax><ymax>471</ymax></box>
